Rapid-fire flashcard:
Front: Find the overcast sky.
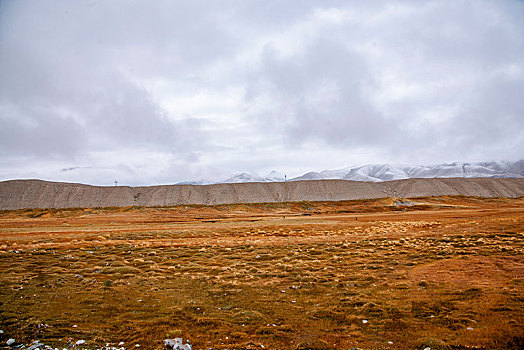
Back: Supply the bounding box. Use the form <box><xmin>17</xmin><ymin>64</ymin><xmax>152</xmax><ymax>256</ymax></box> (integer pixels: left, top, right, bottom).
<box><xmin>1</xmin><ymin>0</ymin><xmax>523</xmax><ymax>185</ymax></box>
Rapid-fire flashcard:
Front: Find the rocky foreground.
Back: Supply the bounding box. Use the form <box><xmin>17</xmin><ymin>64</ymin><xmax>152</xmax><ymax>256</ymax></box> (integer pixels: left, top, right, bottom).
<box><xmin>1</xmin><ymin>178</ymin><xmax>524</xmax><ymax>210</ymax></box>
<box><xmin>0</xmin><ymin>330</ymin><xmax>192</xmax><ymax>350</ymax></box>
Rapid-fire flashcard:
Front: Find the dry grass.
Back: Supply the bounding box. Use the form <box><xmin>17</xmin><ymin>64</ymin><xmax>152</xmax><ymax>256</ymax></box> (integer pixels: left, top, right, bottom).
<box><xmin>0</xmin><ymin>196</ymin><xmax>523</xmax><ymax>349</ymax></box>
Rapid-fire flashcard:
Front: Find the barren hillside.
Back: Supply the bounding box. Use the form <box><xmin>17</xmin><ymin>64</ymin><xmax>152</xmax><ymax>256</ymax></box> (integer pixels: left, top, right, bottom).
<box><xmin>1</xmin><ymin>177</ymin><xmax>523</xmax><ymax>210</ymax></box>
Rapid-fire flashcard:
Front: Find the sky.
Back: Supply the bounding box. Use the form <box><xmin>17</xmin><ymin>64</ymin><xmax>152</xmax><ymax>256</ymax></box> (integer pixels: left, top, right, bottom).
<box><xmin>0</xmin><ymin>0</ymin><xmax>523</xmax><ymax>186</ymax></box>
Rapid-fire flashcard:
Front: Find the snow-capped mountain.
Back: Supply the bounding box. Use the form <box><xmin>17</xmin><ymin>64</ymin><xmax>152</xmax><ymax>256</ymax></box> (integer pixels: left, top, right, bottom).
<box><xmin>401</xmin><ymin>161</ymin><xmax>524</xmax><ymax>180</ymax></box>
<box><xmin>223</xmin><ymin>170</ymin><xmax>285</xmax><ymax>183</ymax></box>
<box><xmin>343</xmin><ymin>164</ymin><xmax>409</xmax><ymax>182</ymax></box>
<box><xmin>319</xmin><ymin>167</ymin><xmax>354</xmax><ymax>179</ymax></box>
<box><xmin>223</xmin><ymin>172</ymin><xmax>265</xmax><ymax>183</ymax></box>
<box><xmin>288</xmin><ymin>167</ymin><xmax>354</xmax><ymax>181</ymax></box>
<box><xmin>265</xmin><ymin>170</ymin><xmax>285</xmax><ymax>182</ymax></box>
<box><xmin>291</xmin><ymin>171</ymin><xmax>324</xmax><ymax>181</ymax></box>
<box><xmin>176</xmin><ymin>180</ymin><xmax>206</xmax><ymax>185</ymax></box>
<box><xmin>217</xmin><ymin>161</ymin><xmax>523</xmax><ymax>184</ymax></box>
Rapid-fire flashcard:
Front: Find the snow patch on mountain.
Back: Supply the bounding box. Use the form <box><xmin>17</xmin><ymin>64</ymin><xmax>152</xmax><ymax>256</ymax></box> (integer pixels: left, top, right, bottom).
<box><xmin>265</xmin><ymin>170</ymin><xmax>285</xmax><ymax>182</ymax></box>
<box><xmin>223</xmin><ymin>170</ymin><xmax>286</xmax><ymax>183</ymax></box>
<box><xmin>217</xmin><ymin>161</ymin><xmax>523</xmax><ymax>184</ymax></box>
<box><xmin>343</xmin><ymin>164</ymin><xmax>409</xmax><ymax>182</ymax></box>
<box><xmin>291</xmin><ymin>172</ymin><xmax>324</xmax><ymax>181</ymax></box>
<box><xmin>223</xmin><ymin>173</ymin><xmax>265</xmax><ymax>183</ymax></box>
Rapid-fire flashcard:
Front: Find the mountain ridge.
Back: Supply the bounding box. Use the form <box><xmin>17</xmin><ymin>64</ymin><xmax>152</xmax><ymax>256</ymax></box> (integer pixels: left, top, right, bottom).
<box><xmin>1</xmin><ymin>177</ymin><xmax>523</xmax><ymax>210</ymax></box>
<box><xmin>221</xmin><ymin>160</ymin><xmax>524</xmax><ymax>184</ymax></box>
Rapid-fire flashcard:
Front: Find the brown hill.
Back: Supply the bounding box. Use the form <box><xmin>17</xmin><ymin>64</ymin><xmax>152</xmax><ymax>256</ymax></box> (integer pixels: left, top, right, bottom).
<box><xmin>1</xmin><ymin>177</ymin><xmax>523</xmax><ymax>210</ymax></box>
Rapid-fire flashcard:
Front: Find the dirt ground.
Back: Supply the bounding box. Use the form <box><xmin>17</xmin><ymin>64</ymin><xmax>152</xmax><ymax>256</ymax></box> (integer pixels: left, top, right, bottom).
<box><xmin>0</xmin><ymin>196</ymin><xmax>522</xmax><ymax>349</ymax></box>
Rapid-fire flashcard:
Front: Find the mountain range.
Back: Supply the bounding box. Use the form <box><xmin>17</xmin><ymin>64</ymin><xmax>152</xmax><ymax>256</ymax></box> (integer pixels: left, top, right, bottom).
<box><xmin>2</xmin><ymin>177</ymin><xmax>524</xmax><ymax>210</ymax></box>
<box><xmin>218</xmin><ymin>160</ymin><xmax>524</xmax><ymax>184</ymax></box>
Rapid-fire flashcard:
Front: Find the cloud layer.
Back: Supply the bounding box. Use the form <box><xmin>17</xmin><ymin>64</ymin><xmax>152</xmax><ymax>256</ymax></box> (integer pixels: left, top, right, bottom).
<box><xmin>1</xmin><ymin>0</ymin><xmax>523</xmax><ymax>185</ymax></box>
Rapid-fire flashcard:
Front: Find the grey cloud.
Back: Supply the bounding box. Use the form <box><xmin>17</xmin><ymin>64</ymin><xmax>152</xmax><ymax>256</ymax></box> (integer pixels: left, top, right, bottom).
<box><xmin>0</xmin><ymin>103</ymin><xmax>87</xmax><ymax>158</ymax></box>
<box><xmin>243</xmin><ymin>18</ymin><xmax>396</xmax><ymax>148</ymax></box>
<box><xmin>84</xmin><ymin>73</ymin><xmax>202</xmax><ymax>151</ymax></box>
<box><xmin>243</xmin><ymin>0</ymin><xmax>524</xmax><ymax>163</ymax></box>
<box><xmin>0</xmin><ymin>0</ymin><xmax>523</xmax><ymax>185</ymax></box>
<box><xmin>374</xmin><ymin>1</ymin><xmax>524</xmax><ymax>160</ymax></box>
<box><xmin>441</xmin><ymin>75</ymin><xmax>524</xmax><ymax>157</ymax></box>
<box><xmin>0</xmin><ymin>1</ymin><xmax>210</xmax><ymax>162</ymax></box>
<box><xmin>0</xmin><ymin>68</ymin><xmax>203</xmax><ymax>159</ymax></box>
<box><xmin>61</xmin><ymin>167</ymin><xmax>90</xmax><ymax>172</ymax></box>
<box><xmin>278</xmin><ymin>41</ymin><xmax>389</xmax><ymax>145</ymax></box>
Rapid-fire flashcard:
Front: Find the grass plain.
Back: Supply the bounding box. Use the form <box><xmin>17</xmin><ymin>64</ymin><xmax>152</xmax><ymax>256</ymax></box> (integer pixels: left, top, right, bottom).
<box><xmin>0</xmin><ymin>196</ymin><xmax>522</xmax><ymax>349</ymax></box>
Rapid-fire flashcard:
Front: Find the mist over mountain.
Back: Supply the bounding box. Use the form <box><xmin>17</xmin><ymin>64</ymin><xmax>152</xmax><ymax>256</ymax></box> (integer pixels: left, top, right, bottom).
<box><xmin>220</xmin><ymin>161</ymin><xmax>524</xmax><ymax>184</ymax></box>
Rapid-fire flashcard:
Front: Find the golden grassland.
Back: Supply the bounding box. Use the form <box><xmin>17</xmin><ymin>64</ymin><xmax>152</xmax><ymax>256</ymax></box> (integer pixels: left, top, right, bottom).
<box><xmin>0</xmin><ymin>196</ymin><xmax>522</xmax><ymax>349</ymax></box>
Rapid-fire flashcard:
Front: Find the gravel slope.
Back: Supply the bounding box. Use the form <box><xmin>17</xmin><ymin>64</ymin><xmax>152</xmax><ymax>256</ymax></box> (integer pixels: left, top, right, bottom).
<box><xmin>1</xmin><ymin>178</ymin><xmax>523</xmax><ymax>210</ymax></box>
